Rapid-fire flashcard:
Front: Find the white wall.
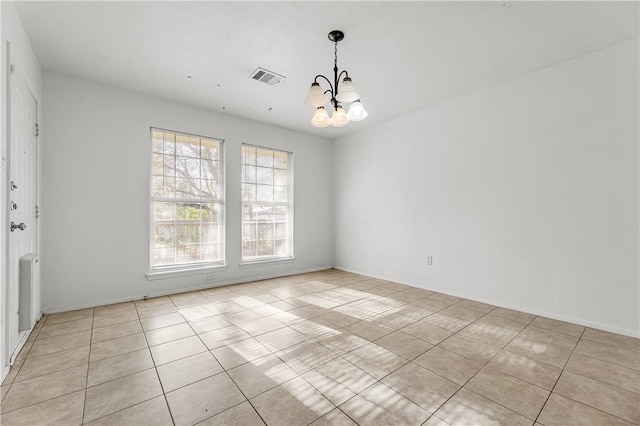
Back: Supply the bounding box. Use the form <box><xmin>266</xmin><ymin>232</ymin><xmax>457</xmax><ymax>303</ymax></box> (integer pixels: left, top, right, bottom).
<box><xmin>334</xmin><ymin>39</ymin><xmax>639</xmax><ymax>337</ymax></box>
<box><xmin>1</xmin><ymin>1</ymin><xmax>43</xmax><ymax>379</ymax></box>
<box><xmin>41</xmin><ymin>72</ymin><xmax>333</xmax><ymax>312</ymax></box>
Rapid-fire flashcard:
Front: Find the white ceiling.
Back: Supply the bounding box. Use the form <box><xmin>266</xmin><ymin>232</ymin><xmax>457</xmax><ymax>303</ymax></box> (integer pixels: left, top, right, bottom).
<box><xmin>14</xmin><ymin>1</ymin><xmax>639</xmax><ymax>138</ymax></box>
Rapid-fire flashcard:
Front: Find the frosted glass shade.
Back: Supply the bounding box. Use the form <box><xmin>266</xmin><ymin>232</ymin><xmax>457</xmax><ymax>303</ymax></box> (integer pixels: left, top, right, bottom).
<box><xmin>347</xmin><ymin>100</ymin><xmax>368</xmax><ymax>121</ymax></box>
<box><xmin>336</xmin><ymin>77</ymin><xmax>360</xmax><ymax>103</ymax></box>
<box><xmin>305</xmin><ymin>83</ymin><xmax>329</xmax><ymax>107</ymax></box>
<box><xmin>331</xmin><ymin>106</ymin><xmax>350</xmax><ymax>127</ymax></box>
<box><xmin>311</xmin><ymin>106</ymin><xmax>331</xmax><ymax>127</ymax></box>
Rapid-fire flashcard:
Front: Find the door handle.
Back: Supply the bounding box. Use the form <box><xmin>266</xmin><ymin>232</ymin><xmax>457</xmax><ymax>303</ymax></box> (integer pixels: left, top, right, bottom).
<box><xmin>10</xmin><ymin>181</ymin><xmax>18</xmax><ymax>191</ymax></box>
<box><xmin>10</xmin><ymin>222</ymin><xmax>26</xmax><ymax>232</ymax></box>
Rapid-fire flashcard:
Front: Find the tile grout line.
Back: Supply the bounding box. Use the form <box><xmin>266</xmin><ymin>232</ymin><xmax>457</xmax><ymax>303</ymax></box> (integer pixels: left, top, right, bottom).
<box><xmin>389</xmin><ymin>306</ymin><xmax>504</xmax><ymax>424</ymax></box>
<box><xmin>389</xmin><ymin>304</ymin><xmax>540</xmax><ymax>423</ymax></box>
<box><xmin>177</xmin><ymin>300</ymin><xmax>258</xmax><ymax>426</ymax></box>
<box><xmin>142</xmin><ymin>297</ymin><xmax>178</xmax><ymax>426</ymax></box>
<box><xmin>296</xmin><ymin>299</ymin><xmax>461</xmax><ymax>425</ymax></box>
<box><xmin>77</xmin><ymin>303</ymin><xmax>172</xmax><ymax>424</ymax></box>
<box><xmin>437</xmin><ymin>311</ymin><xmax>611</xmax><ymax>423</ymax></box>
<box><xmin>0</xmin><ymin>319</ymin><xmax>82</xmax><ymax>417</ymax></box>
<box><xmin>571</xmin><ymin>339</ymin><xmax>640</xmax><ymax>372</ymax></box>
<box><xmin>2</xmin><ymin>315</ymin><xmax>47</xmax><ymax>386</ymax></box>
<box><xmin>192</xmin><ymin>287</ymin><xmax>363</xmax><ymax>424</ymax></box>
<box><xmin>533</xmin><ymin>326</ymin><xmax>585</xmax><ymax>425</ymax></box>
<box><xmin>533</xmin><ymin>327</ymin><xmax>638</xmax><ymax>426</ymax></box>
<box><xmin>438</xmin><ymin>312</ymin><xmax>543</xmax><ymax>421</ymax></box>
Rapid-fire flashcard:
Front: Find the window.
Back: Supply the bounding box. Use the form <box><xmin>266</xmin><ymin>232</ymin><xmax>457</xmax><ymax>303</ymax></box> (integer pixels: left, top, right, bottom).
<box><xmin>241</xmin><ymin>145</ymin><xmax>293</xmax><ymax>262</ymax></box>
<box><xmin>150</xmin><ymin>128</ymin><xmax>224</xmax><ymax>271</ymax></box>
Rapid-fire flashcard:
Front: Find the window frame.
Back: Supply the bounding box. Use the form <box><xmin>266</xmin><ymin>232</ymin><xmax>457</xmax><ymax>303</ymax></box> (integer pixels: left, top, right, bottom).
<box><xmin>148</xmin><ymin>127</ymin><xmax>226</xmax><ymax>276</ymax></box>
<box><xmin>240</xmin><ymin>143</ymin><xmax>294</xmax><ymax>264</ymax></box>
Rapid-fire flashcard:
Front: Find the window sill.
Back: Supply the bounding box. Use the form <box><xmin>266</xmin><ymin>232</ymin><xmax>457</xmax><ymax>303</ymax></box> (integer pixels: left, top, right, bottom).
<box><xmin>239</xmin><ymin>257</ymin><xmax>295</xmax><ymax>269</ymax></box>
<box><xmin>146</xmin><ymin>264</ymin><xmax>227</xmax><ymax>281</ymax></box>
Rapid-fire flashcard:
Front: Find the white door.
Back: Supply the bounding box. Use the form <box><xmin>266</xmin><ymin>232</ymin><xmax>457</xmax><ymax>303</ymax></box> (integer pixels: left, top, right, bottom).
<box><xmin>7</xmin><ymin>61</ymin><xmax>38</xmax><ymax>363</ymax></box>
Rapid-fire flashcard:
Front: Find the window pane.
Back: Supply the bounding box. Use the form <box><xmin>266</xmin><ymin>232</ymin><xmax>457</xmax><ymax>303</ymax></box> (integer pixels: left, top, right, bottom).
<box><xmin>155</xmin><ymin>202</ymin><xmax>175</xmax><ymax>220</ymax></box>
<box><xmin>243</xmin><ymin>223</ymin><xmax>256</xmax><ymax>241</ymax></box>
<box><xmin>200</xmin><ymin>178</ymin><xmax>219</xmax><ymax>199</ymax></box>
<box><xmin>202</xmin><ymin>223</ymin><xmax>218</xmax><ymax>244</ymax></box>
<box><xmin>152</xmin><ymin>153</ymin><xmax>164</xmax><ymax>176</ymax></box>
<box><xmin>243</xmin><ymin>146</ymin><xmax>256</xmax><ymax>165</ymax></box>
<box><xmin>242</xmin><ymin>205</ymin><xmax>255</xmax><ymax>222</ymax></box>
<box><xmin>201</xmin><ymin>159</ymin><xmax>218</xmax><ymax>180</ymax></box>
<box><xmin>257</xmin><ymin>185</ymin><xmax>273</xmax><ymax>202</ymax></box>
<box><xmin>256</xmin><ymin>148</ymin><xmax>273</xmax><ymax>167</ymax></box>
<box><xmin>152</xmin><ymin>137</ymin><xmax>164</xmax><ymax>154</ymax></box>
<box><xmin>243</xmin><ymin>240</ymin><xmax>256</xmax><ymax>258</ymax></box>
<box><xmin>244</xmin><ymin>165</ymin><xmax>256</xmax><ymax>184</ymax></box>
<box><xmin>154</xmin><ymin>224</ymin><xmax>174</xmax><ymax>246</ymax></box>
<box><xmin>255</xmin><ymin>205</ymin><xmax>274</xmax><ymax>221</ymax></box>
<box><xmin>182</xmin><ymin>157</ymin><xmax>201</xmax><ymax>178</ymax></box>
<box><xmin>274</xmin><ymin>205</ymin><xmax>288</xmax><ymax>221</ymax></box>
<box><xmin>257</xmin><ymin>167</ymin><xmax>273</xmax><ymax>185</ymax></box>
<box><xmin>163</xmin><ymin>138</ymin><xmax>175</xmax><ymax>155</ymax></box>
<box><xmin>242</xmin><ymin>184</ymin><xmax>257</xmax><ymax>202</ymax></box>
<box><xmin>258</xmin><ymin>238</ymin><xmax>274</xmax><ymax>256</ymax></box>
<box><xmin>275</xmin><ymin>239</ymin><xmax>287</xmax><ymax>256</ymax></box>
<box><xmin>176</xmin><ymin>135</ymin><xmax>200</xmax><ymax>158</ymax></box>
<box><xmin>201</xmin><ymin>139</ymin><xmax>219</xmax><ymax>159</ymax></box>
<box><xmin>163</xmin><ymin>155</ymin><xmax>176</xmax><ymax>177</ymax></box>
<box><xmin>176</xmin><ymin>178</ymin><xmax>198</xmax><ymax>198</ymax></box>
<box><xmin>258</xmin><ymin>223</ymin><xmax>274</xmax><ymax>239</ymax></box>
<box><xmin>274</xmin><ymin>186</ymin><xmax>287</xmax><ymax>202</ymax></box>
<box><xmin>274</xmin><ymin>151</ymin><xmax>287</xmax><ymax>169</ymax></box>
<box><xmin>274</xmin><ymin>169</ymin><xmax>287</xmax><ymax>186</ymax></box>
<box><xmin>202</xmin><ymin>203</ymin><xmax>220</xmax><ymax>223</ymax></box>
<box><xmin>153</xmin><ymin>176</ymin><xmax>175</xmax><ymax>198</ymax></box>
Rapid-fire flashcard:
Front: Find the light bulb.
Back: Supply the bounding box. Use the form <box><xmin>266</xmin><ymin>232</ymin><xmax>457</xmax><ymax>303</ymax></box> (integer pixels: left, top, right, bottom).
<box><xmin>311</xmin><ymin>106</ymin><xmax>331</xmax><ymax>127</ymax></box>
<box><xmin>347</xmin><ymin>100</ymin><xmax>368</xmax><ymax>121</ymax></box>
<box><xmin>331</xmin><ymin>105</ymin><xmax>350</xmax><ymax>127</ymax></box>
<box><xmin>305</xmin><ymin>82</ymin><xmax>329</xmax><ymax>107</ymax></box>
<box><xmin>336</xmin><ymin>77</ymin><xmax>360</xmax><ymax>103</ymax></box>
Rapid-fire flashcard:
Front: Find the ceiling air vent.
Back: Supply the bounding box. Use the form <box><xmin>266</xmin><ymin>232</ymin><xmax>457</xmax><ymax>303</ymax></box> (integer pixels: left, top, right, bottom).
<box><xmin>249</xmin><ymin>67</ymin><xmax>285</xmax><ymax>86</ymax></box>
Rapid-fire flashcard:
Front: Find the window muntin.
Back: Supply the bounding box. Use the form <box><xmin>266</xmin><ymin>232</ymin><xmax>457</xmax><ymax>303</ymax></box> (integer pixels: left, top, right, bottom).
<box><xmin>241</xmin><ymin>145</ymin><xmax>293</xmax><ymax>262</ymax></box>
<box><xmin>151</xmin><ymin>128</ymin><xmax>224</xmax><ymax>270</ymax></box>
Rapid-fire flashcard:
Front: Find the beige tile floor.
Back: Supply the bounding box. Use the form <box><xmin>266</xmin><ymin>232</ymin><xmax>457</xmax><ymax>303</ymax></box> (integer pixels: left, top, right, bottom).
<box><xmin>1</xmin><ymin>269</ymin><xmax>639</xmax><ymax>426</ymax></box>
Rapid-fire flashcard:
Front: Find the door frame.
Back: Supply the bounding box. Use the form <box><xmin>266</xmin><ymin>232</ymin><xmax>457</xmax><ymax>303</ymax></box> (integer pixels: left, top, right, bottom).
<box><xmin>1</xmin><ymin>40</ymin><xmax>12</xmax><ymax>381</ymax></box>
<box><xmin>3</xmin><ymin>43</ymin><xmax>40</xmax><ymax>373</ymax></box>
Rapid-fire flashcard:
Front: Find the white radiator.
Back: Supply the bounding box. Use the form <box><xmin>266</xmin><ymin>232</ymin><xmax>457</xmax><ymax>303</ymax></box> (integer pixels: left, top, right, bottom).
<box><xmin>19</xmin><ymin>253</ymin><xmax>40</xmax><ymax>332</ymax></box>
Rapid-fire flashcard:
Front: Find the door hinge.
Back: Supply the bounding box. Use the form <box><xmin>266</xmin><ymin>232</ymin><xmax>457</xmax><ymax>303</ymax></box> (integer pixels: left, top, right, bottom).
<box><xmin>35</xmin><ymin>205</ymin><xmax>40</xmax><ymax>219</ymax></box>
<box><xmin>10</xmin><ymin>64</ymin><xmax>15</xmax><ymax>75</ymax></box>
<box><xmin>35</xmin><ymin>123</ymin><xmax>40</xmax><ymax>137</ymax></box>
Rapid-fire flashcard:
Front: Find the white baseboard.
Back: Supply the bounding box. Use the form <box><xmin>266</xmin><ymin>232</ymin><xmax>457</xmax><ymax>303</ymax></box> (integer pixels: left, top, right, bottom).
<box><xmin>1</xmin><ymin>365</ymin><xmax>10</xmax><ymax>384</ymax></box>
<box><xmin>43</xmin><ymin>266</ymin><xmax>334</xmax><ymax>315</ymax></box>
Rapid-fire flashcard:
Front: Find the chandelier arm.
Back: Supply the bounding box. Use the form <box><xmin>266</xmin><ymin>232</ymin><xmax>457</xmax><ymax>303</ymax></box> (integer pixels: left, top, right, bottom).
<box><xmin>337</xmin><ymin>70</ymin><xmax>350</xmax><ymax>81</ymax></box>
<box><xmin>314</xmin><ymin>74</ymin><xmax>336</xmax><ymax>108</ymax></box>
<box><xmin>313</xmin><ymin>74</ymin><xmax>335</xmax><ymax>96</ymax></box>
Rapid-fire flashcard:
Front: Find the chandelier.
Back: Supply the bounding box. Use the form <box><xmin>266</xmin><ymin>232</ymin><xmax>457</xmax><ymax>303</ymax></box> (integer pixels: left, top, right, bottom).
<box><xmin>305</xmin><ymin>30</ymin><xmax>368</xmax><ymax>128</ymax></box>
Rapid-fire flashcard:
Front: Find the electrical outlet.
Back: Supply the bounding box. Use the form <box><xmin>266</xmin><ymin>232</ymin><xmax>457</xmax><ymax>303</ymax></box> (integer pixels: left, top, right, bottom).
<box><xmin>206</xmin><ymin>274</ymin><xmax>217</xmax><ymax>280</ymax></box>
<box><xmin>427</xmin><ymin>256</ymin><xmax>433</xmax><ymax>265</ymax></box>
